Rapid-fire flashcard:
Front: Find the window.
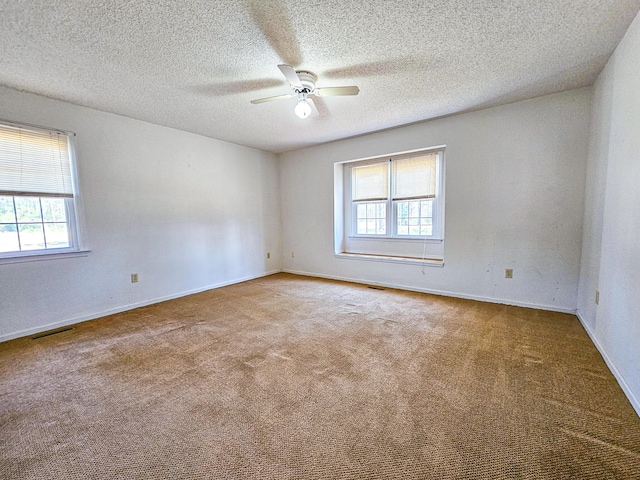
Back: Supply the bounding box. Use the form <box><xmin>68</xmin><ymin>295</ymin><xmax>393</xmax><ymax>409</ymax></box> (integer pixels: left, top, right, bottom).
<box><xmin>0</xmin><ymin>121</ymin><xmax>82</xmax><ymax>258</ymax></box>
<box><xmin>352</xmin><ymin>162</ymin><xmax>389</xmax><ymax>235</ymax></box>
<box><xmin>350</xmin><ymin>150</ymin><xmax>443</xmax><ymax>239</ymax></box>
<box><xmin>335</xmin><ymin>147</ymin><xmax>445</xmax><ymax>264</ymax></box>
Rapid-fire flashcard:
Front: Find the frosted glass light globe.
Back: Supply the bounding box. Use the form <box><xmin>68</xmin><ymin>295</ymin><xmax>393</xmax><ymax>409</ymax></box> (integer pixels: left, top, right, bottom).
<box><xmin>294</xmin><ymin>100</ymin><xmax>312</xmax><ymax>119</ymax></box>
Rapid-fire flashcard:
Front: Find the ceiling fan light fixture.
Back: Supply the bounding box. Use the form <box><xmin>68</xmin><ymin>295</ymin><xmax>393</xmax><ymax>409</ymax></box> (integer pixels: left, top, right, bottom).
<box><xmin>250</xmin><ymin>64</ymin><xmax>359</xmax><ymax>119</ymax></box>
<box><xmin>294</xmin><ymin>99</ymin><xmax>312</xmax><ymax>119</ymax></box>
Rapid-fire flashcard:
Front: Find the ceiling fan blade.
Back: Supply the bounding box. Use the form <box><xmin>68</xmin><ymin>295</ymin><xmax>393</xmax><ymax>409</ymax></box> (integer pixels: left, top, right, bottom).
<box><xmin>308</xmin><ymin>97</ymin><xmax>320</xmax><ymax>118</ymax></box>
<box><xmin>278</xmin><ymin>64</ymin><xmax>303</xmax><ymax>88</ymax></box>
<box><xmin>250</xmin><ymin>93</ymin><xmax>295</xmax><ymax>104</ymax></box>
<box><xmin>313</xmin><ymin>86</ymin><xmax>360</xmax><ymax>97</ymax></box>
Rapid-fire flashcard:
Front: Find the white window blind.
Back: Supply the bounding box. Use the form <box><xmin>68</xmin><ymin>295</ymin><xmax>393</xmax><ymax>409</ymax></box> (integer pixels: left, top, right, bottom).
<box><xmin>392</xmin><ymin>153</ymin><xmax>437</xmax><ymax>200</ymax></box>
<box><xmin>352</xmin><ymin>162</ymin><xmax>389</xmax><ymax>201</ymax></box>
<box><xmin>0</xmin><ymin>123</ymin><xmax>73</xmax><ymax>198</ymax></box>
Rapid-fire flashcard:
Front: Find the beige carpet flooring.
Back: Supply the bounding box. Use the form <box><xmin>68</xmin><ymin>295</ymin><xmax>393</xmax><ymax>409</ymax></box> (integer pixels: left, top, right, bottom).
<box><xmin>1</xmin><ymin>273</ymin><xmax>639</xmax><ymax>479</ymax></box>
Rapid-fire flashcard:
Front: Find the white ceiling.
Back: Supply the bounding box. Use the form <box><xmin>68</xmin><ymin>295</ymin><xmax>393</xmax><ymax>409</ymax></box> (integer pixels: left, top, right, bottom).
<box><xmin>1</xmin><ymin>1</ymin><xmax>639</xmax><ymax>153</ymax></box>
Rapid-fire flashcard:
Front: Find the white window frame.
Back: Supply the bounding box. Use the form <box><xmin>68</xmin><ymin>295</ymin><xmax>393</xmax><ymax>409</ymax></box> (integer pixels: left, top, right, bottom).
<box><xmin>346</xmin><ymin>149</ymin><xmax>445</xmax><ymax>241</ymax></box>
<box><xmin>335</xmin><ymin>147</ymin><xmax>445</xmax><ymax>265</ymax></box>
<box><xmin>0</xmin><ymin>119</ymin><xmax>87</xmax><ymax>264</ymax></box>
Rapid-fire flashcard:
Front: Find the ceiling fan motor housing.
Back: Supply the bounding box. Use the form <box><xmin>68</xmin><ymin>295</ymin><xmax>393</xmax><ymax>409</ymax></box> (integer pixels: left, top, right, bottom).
<box><xmin>294</xmin><ymin>71</ymin><xmax>317</xmax><ymax>93</ymax></box>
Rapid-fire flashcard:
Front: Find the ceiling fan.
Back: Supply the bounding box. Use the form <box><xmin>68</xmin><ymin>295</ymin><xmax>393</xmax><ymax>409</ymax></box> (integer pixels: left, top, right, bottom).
<box><xmin>250</xmin><ymin>64</ymin><xmax>360</xmax><ymax>119</ymax></box>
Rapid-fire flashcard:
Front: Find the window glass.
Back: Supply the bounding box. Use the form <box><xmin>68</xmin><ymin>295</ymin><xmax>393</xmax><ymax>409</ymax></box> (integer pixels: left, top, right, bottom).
<box><xmin>0</xmin><ymin>121</ymin><xmax>80</xmax><ymax>257</ymax></box>
<box><xmin>355</xmin><ymin>201</ymin><xmax>386</xmax><ymax>235</ymax></box>
<box><xmin>349</xmin><ymin>149</ymin><xmax>443</xmax><ymax>239</ymax></box>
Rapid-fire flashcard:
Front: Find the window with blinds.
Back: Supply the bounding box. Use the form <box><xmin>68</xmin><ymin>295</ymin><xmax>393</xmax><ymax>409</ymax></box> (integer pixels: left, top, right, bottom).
<box><xmin>352</xmin><ymin>162</ymin><xmax>389</xmax><ymax>234</ymax></box>
<box><xmin>348</xmin><ymin>149</ymin><xmax>444</xmax><ymax>238</ymax></box>
<box><xmin>0</xmin><ymin>121</ymin><xmax>80</xmax><ymax>256</ymax></box>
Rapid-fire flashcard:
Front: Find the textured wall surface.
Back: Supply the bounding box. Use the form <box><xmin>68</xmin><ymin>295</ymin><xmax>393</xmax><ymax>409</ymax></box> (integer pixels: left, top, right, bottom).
<box><xmin>0</xmin><ymin>87</ymin><xmax>281</xmax><ymax>341</ymax></box>
<box><xmin>578</xmin><ymin>10</ymin><xmax>640</xmax><ymax>415</ymax></box>
<box><xmin>279</xmin><ymin>88</ymin><xmax>591</xmax><ymax>312</ymax></box>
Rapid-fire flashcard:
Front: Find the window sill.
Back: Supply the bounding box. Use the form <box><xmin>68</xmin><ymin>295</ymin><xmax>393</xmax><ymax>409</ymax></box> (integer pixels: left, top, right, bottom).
<box><xmin>348</xmin><ymin>236</ymin><xmax>443</xmax><ymax>243</ymax></box>
<box><xmin>335</xmin><ymin>252</ymin><xmax>444</xmax><ymax>267</ymax></box>
<box><xmin>0</xmin><ymin>249</ymin><xmax>91</xmax><ymax>265</ymax></box>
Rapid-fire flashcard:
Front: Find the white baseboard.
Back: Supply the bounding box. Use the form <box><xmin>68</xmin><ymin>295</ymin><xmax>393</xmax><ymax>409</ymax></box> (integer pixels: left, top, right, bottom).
<box><xmin>1</xmin><ymin>269</ymin><xmax>282</xmax><ymax>343</ymax></box>
<box><xmin>576</xmin><ymin>310</ymin><xmax>640</xmax><ymax>418</ymax></box>
<box><xmin>282</xmin><ymin>269</ymin><xmax>576</xmax><ymax>314</ymax></box>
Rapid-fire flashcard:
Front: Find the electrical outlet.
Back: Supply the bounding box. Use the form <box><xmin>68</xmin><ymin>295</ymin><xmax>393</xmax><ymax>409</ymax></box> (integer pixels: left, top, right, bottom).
<box><xmin>291</xmin><ymin>251</ymin><xmax>295</xmax><ymax>258</ymax></box>
<box><xmin>595</xmin><ymin>290</ymin><xmax>599</xmax><ymax>305</ymax></box>
<box><xmin>267</xmin><ymin>252</ymin><xmax>271</xmax><ymax>259</ymax></box>
<box><xmin>505</xmin><ymin>269</ymin><xmax>513</xmax><ymax>279</ymax></box>
<box><xmin>131</xmin><ymin>273</ymin><xmax>138</xmax><ymax>283</ymax></box>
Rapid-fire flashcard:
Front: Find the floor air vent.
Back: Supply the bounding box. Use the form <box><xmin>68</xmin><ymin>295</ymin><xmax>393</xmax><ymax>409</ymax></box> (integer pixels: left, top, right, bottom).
<box><xmin>32</xmin><ymin>327</ymin><xmax>73</xmax><ymax>340</ymax></box>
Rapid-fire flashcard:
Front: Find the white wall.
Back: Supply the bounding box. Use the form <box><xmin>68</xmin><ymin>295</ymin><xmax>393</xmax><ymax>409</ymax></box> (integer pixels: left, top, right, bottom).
<box><xmin>0</xmin><ymin>86</ymin><xmax>281</xmax><ymax>341</ymax></box>
<box><xmin>279</xmin><ymin>88</ymin><xmax>591</xmax><ymax>312</ymax></box>
<box><xmin>577</xmin><ymin>11</ymin><xmax>640</xmax><ymax>414</ymax></box>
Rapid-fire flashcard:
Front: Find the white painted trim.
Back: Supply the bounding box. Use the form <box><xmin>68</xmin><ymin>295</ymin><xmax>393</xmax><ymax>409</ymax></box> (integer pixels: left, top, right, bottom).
<box><xmin>347</xmin><ymin>236</ymin><xmax>443</xmax><ymax>243</ymax></box>
<box><xmin>282</xmin><ymin>269</ymin><xmax>576</xmax><ymax>314</ymax></box>
<box><xmin>576</xmin><ymin>310</ymin><xmax>640</xmax><ymax>418</ymax></box>
<box><xmin>334</xmin><ymin>144</ymin><xmax>447</xmax><ymax>166</ymax></box>
<box><xmin>0</xmin><ymin>249</ymin><xmax>91</xmax><ymax>265</ymax></box>
<box><xmin>0</xmin><ymin>269</ymin><xmax>281</xmax><ymax>343</ymax></box>
<box><xmin>335</xmin><ymin>252</ymin><xmax>444</xmax><ymax>267</ymax></box>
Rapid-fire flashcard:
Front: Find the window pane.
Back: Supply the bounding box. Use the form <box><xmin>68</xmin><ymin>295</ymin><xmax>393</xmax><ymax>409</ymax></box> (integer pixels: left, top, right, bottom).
<box><xmin>15</xmin><ymin>197</ymin><xmax>42</xmax><ymax>222</ymax></box>
<box><xmin>395</xmin><ymin>199</ymin><xmax>434</xmax><ymax>236</ymax></box>
<box><xmin>355</xmin><ymin>201</ymin><xmax>386</xmax><ymax>236</ymax></box>
<box><xmin>421</xmin><ymin>200</ymin><xmax>433</xmax><ymax>217</ymax></box>
<box><xmin>18</xmin><ymin>223</ymin><xmax>45</xmax><ymax>250</ymax></box>
<box><xmin>357</xmin><ymin>203</ymin><xmax>367</xmax><ymax>218</ymax></box>
<box><xmin>409</xmin><ymin>202</ymin><xmax>419</xmax><ymax>218</ymax></box>
<box><xmin>367</xmin><ymin>203</ymin><xmax>376</xmax><ymax>218</ymax></box>
<box><xmin>0</xmin><ymin>196</ymin><xmax>73</xmax><ymax>252</ymax></box>
<box><xmin>41</xmin><ymin>197</ymin><xmax>67</xmax><ymax>222</ymax></box>
<box><xmin>44</xmin><ymin>223</ymin><xmax>70</xmax><ymax>248</ymax></box>
<box><xmin>0</xmin><ymin>196</ymin><xmax>16</xmax><ymax>223</ymax></box>
<box><xmin>0</xmin><ymin>224</ymin><xmax>19</xmax><ymax>252</ymax></box>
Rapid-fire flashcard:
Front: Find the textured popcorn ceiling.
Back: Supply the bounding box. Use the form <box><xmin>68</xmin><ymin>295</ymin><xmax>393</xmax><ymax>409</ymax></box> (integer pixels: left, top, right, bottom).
<box><xmin>1</xmin><ymin>1</ymin><xmax>639</xmax><ymax>153</ymax></box>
